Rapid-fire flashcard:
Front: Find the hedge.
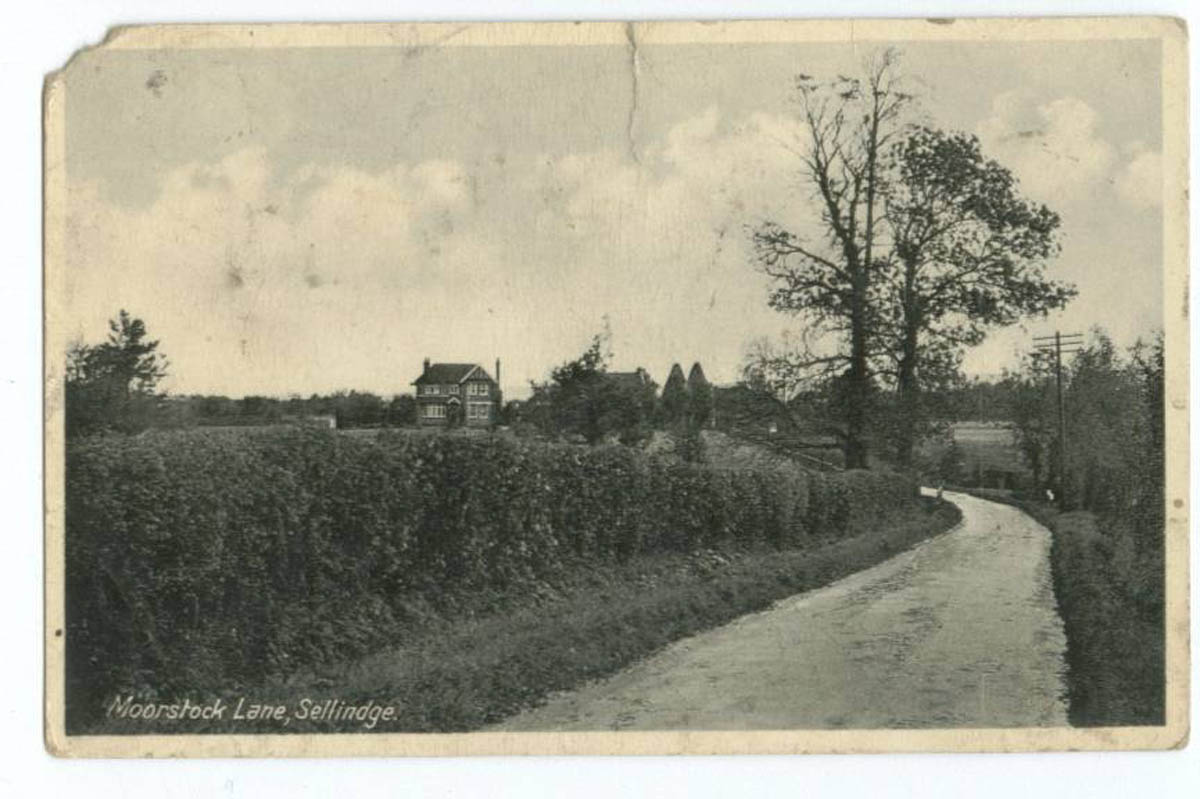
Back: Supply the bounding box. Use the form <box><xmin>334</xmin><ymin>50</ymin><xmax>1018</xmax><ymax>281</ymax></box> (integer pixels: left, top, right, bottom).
<box><xmin>64</xmin><ymin>427</ymin><xmax>915</xmax><ymax>728</ymax></box>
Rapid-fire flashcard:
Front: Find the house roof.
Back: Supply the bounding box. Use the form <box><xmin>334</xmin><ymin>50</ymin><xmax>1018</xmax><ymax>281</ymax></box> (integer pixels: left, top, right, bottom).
<box><xmin>606</xmin><ymin>369</ymin><xmax>653</xmax><ymax>389</ymax></box>
<box><xmin>413</xmin><ymin>363</ymin><xmax>495</xmax><ymax>385</ymax></box>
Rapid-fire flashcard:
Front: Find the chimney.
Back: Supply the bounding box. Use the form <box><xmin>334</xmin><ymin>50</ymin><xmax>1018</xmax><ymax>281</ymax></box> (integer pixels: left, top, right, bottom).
<box><xmin>423</xmin><ymin>357</ymin><xmax>430</xmax><ymax>374</ymax></box>
<box><xmin>495</xmin><ymin>358</ymin><xmax>501</xmax><ymax>386</ymax></box>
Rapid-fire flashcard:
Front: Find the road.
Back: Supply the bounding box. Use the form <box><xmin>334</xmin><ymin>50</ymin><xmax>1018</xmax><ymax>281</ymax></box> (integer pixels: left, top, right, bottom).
<box><xmin>496</xmin><ymin>491</ymin><xmax>1069</xmax><ymax>731</ymax></box>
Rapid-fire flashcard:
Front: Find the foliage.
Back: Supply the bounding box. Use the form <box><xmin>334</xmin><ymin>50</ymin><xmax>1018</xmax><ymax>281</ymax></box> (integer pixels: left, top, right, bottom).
<box><xmin>955</xmin><ymin>490</ymin><xmax>1164</xmax><ymax>726</ymax></box>
<box><xmin>675</xmin><ymin>424</ymin><xmax>707</xmax><ymax>464</ymax></box>
<box><xmin>65</xmin><ymin>310</ymin><xmax>169</xmax><ymax>438</ymax></box>
<box><xmin>1007</xmin><ymin>330</ymin><xmax>1164</xmax><ymax>517</ymax></box>
<box><xmin>88</xmin><ymin>497</ymin><xmax>959</xmax><ymax>736</ymax></box>
<box><xmin>1052</xmin><ymin>510</ymin><xmax>1164</xmax><ymax>725</ymax></box>
<box><xmin>878</xmin><ymin>127</ymin><xmax>1073</xmax><ymax>464</ymax></box>
<box><xmin>660</xmin><ymin>363</ymin><xmax>688</xmax><ymax>425</ymax></box>
<box><xmin>65</xmin><ymin>427</ymin><xmax>917</xmax><ymax>729</ymax></box>
<box><xmin>997</xmin><ymin>329</ymin><xmax>1165</xmax><ymax>725</ymax></box>
<box><xmin>387</xmin><ymin>394</ymin><xmax>417</xmax><ymax>427</ymax></box>
<box><xmin>686</xmin><ymin>362</ymin><xmax>714</xmax><ymax>428</ymax></box>
<box><xmin>911</xmin><ymin>427</ymin><xmax>964</xmax><ymax>485</ymax></box>
<box><xmin>747</xmin><ymin>52</ymin><xmax>1073</xmax><ymax>469</ymax></box>
<box><xmin>137</xmin><ymin>391</ymin><xmax>418</xmax><ymax>430</ymax></box>
<box><xmin>527</xmin><ymin>333</ymin><xmax>657</xmax><ymax>445</ymax></box>
<box><xmin>748</xmin><ymin>50</ymin><xmax>914</xmax><ymax>468</ymax></box>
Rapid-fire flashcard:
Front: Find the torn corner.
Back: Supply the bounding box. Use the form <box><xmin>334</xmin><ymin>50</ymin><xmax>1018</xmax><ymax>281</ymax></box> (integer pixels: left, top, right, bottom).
<box><xmin>43</xmin><ymin>23</ymin><xmax>138</xmax><ymax>107</ymax></box>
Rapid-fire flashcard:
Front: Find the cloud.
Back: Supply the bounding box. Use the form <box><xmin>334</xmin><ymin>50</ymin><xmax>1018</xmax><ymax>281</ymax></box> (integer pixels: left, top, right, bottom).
<box><xmin>976</xmin><ymin>92</ymin><xmax>1116</xmax><ymax>203</ymax></box>
<box><xmin>1115</xmin><ymin>148</ymin><xmax>1163</xmax><ymax>209</ymax></box>
<box><xmin>66</xmin><ymin>93</ymin><xmax>1161</xmax><ymax>400</ymax></box>
<box><xmin>64</xmin><ymin>107</ymin><xmax>816</xmax><ymax>397</ymax></box>
<box><xmin>65</xmin><ymin>148</ymin><xmax>499</xmax><ymax>396</ymax></box>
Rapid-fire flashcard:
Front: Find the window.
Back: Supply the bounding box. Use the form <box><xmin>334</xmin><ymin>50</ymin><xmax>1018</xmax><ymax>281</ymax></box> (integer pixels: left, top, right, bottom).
<box><xmin>448</xmin><ymin>385</ymin><xmax>459</xmax><ymax>395</ymax></box>
<box><xmin>469</xmin><ymin>403</ymin><xmax>490</xmax><ymax>420</ymax></box>
<box><xmin>422</xmin><ymin>403</ymin><xmax>446</xmax><ymax>418</ymax></box>
<box><xmin>469</xmin><ymin>382</ymin><xmax>490</xmax><ymax>397</ymax></box>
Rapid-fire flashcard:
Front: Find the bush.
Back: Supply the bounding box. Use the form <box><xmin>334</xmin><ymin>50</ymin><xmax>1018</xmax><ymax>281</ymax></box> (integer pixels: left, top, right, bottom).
<box><xmin>65</xmin><ymin>427</ymin><xmax>916</xmax><ymax>730</ymax></box>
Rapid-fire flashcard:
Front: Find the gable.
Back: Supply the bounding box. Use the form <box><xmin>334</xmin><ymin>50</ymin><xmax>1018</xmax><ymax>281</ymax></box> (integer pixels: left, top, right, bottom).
<box><xmin>413</xmin><ymin>363</ymin><xmax>478</xmax><ymax>385</ymax></box>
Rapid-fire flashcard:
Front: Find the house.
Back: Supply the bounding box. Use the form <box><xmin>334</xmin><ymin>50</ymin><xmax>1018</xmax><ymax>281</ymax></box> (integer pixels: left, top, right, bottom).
<box><xmin>412</xmin><ymin>358</ymin><xmax>502</xmax><ymax>427</ymax></box>
<box><xmin>605</xmin><ymin>367</ymin><xmax>655</xmax><ymax>390</ymax></box>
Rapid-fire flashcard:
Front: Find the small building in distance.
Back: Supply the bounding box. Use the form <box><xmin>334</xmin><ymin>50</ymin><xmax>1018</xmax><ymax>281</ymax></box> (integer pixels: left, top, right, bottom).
<box><xmin>605</xmin><ymin>367</ymin><xmax>655</xmax><ymax>391</ymax></box>
<box><xmin>412</xmin><ymin>358</ymin><xmax>502</xmax><ymax>427</ymax></box>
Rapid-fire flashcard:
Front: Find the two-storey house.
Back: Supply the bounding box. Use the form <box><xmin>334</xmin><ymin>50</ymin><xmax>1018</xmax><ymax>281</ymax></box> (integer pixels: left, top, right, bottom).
<box><xmin>412</xmin><ymin>359</ymin><xmax>502</xmax><ymax>427</ymax></box>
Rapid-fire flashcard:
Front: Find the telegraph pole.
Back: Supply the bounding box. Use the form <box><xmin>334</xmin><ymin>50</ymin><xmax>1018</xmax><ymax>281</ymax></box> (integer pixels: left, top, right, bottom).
<box><xmin>1034</xmin><ymin>332</ymin><xmax>1082</xmax><ymax>509</ymax></box>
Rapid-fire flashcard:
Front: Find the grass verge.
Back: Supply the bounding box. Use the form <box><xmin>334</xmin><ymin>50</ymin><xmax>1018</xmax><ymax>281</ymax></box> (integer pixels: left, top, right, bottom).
<box><xmin>951</xmin><ymin>487</ymin><xmax>1165</xmax><ymax>726</ymax></box>
<box><xmin>89</xmin><ymin>496</ymin><xmax>960</xmax><ymax>734</ymax></box>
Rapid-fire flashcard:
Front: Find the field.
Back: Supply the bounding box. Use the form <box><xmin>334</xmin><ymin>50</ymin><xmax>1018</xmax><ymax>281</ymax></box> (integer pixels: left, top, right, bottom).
<box><xmin>951</xmin><ymin>422</ymin><xmax>1030</xmax><ymax>485</ymax></box>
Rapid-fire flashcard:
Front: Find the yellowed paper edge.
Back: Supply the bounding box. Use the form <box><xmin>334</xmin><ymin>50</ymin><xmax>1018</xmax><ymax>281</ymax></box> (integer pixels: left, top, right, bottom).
<box><xmin>42</xmin><ymin>15</ymin><xmax>1189</xmax><ymax>758</ymax></box>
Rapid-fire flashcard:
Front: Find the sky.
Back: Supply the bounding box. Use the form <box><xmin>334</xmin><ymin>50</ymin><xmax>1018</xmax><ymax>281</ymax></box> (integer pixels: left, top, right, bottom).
<box><xmin>61</xmin><ymin>35</ymin><xmax>1163</xmax><ymax>399</ymax></box>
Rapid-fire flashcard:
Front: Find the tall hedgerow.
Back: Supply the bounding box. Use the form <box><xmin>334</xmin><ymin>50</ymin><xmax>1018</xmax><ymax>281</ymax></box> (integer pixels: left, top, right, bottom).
<box><xmin>64</xmin><ymin>427</ymin><xmax>915</xmax><ymax>729</ymax></box>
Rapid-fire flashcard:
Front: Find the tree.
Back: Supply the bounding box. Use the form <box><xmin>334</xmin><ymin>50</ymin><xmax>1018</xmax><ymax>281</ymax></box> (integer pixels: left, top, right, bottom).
<box><xmin>660</xmin><ymin>363</ymin><xmax>688</xmax><ymax>425</ymax></box>
<box><xmin>529</xmin><ymin>332</ymin><xmax>656</xmax><ymax>445</ymax></box>
<box><xmin>387</xmin><ymin>394</ymin><xmax>417</xmax><ymax>427</ymax></box>
<box><xmin>879</xmin><ymin>127</ymin><xmax>1073</xmax><ymax>465</ymax></box>
<box><xmin>749</xmin><ymin>49</ymin><xmax>914</xmax><ymax>468</ymax></box>
<box><xmin>65</xmin><ymin>310</ymin><xmax>169</xmax><ymax>437</ymax></box>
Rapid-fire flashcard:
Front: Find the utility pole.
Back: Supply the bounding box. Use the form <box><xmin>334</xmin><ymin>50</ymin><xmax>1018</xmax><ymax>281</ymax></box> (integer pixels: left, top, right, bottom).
<box><xmin>1034</xmin><ymin>332</ymin><xmax>1082</xmax><ymax>509</ymax></box>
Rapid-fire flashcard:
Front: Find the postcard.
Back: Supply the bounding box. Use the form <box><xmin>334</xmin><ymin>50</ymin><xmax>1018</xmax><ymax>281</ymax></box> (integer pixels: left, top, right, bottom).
<box><xmin>43</xmin><ymin>17</ymin><xmax>1188</xmax><ymax>756</ymax></box>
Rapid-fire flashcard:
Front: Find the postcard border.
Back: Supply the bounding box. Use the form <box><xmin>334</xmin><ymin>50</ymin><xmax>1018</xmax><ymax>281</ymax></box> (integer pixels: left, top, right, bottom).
<box><xmin>43</xmin><ymin>15</ymin><xmax>1190</xmax><ymax>757</ymax></box>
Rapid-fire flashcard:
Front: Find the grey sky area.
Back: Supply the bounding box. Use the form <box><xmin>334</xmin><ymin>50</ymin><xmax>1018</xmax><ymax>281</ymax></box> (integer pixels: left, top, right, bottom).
<box><xmin>63</xmin><ymin>38</ymin><xmax>1163</xmax><ymax>398</ymax></box>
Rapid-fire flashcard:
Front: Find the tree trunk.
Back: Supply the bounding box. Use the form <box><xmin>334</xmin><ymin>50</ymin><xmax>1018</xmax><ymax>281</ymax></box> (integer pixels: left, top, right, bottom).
<box><xmin>895</xmin><ymin>265</ymin><xmax>921</xmax><ymax>468</ymax></box>
<box><xmin>895</xmin><ymin>338</ymin><xmax>919</xmax><ymax>467</ymax></box>
<box><xmin>845</xmin><ymin>267</ymin><xmax>870</xmax><ymax>470</ymax></box>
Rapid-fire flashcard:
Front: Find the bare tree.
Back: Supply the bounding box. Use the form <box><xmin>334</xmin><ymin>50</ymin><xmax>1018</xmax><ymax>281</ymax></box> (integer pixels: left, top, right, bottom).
<box><xmin>750</xmin><ymin>49</ymin><xmax>913</xmax><ymax>469</ymax></box>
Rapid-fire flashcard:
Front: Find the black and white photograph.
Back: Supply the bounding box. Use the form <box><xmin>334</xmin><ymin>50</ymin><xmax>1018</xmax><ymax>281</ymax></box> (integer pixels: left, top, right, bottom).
<box><xmin>42</xmin><ymin>17</ymin><xmax>1188</xmax><ymax>757</ymax></box>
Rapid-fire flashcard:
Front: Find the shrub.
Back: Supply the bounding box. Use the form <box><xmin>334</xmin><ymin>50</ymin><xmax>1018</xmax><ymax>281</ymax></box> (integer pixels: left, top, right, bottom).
<box><xmin>64</xmin><ymin>427</ymin><xmax>916</xmax><ymax>730</ymax></box>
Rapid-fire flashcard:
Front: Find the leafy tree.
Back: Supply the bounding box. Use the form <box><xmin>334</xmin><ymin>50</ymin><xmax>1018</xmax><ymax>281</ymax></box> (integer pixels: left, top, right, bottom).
<box><xmin>660</xmin><ymin>363</ymin><xmax>688</xmax><ymax>425</ymax></box>
<box><xmin>542</xmin><ymin>334</ymin><xmax>609</xmax><ymax>443</ymax></box>
<box><xmin>912</xmin><ymin>427</ymin><xmax>964</xmax><ymax>485</ymax></box>
<box><xmin>65</xmin><ymin>310</ymin><xmax>169</xmax><ymax>437</ymax></box>
<box><xmin>1002</xmin><ymin>364</ymin><xmax>1057</xmax><ymax>489</ymax></box>
<box><xmin>340</xmin><ymin>391</ymin><xmax>386</xmax><ymax>428</ymax></box>
<box><xmin>879</xmin><ymin>127</ymin><xmax>1073</xmax><ymax>465</ymax></box>
<box><xmin>610</xmin><ymin>375</ymin><xmax>659</xmax><ymax>446</ymax></box>
<box><xmin>1005</xmin><ymin>329</ymin><xmax>1164</xmax><ymax>517</ymax></box>
<box><xmin>749</xmin><ymin>52</ymin><xmax>1074</xmax><ymax>471</ymax></box>
<box><xmin>749</xmin><ymin>50</ymin><xmax>914</xmax><ymax>468</ymax></box>
<box><xmin>387</xmin><ymin>394</ymin><xmax>417</xmax><ymax>427</ymax></box>
<box><xmin>530</xmin><ymin>332</ymin><xmax>656</xmax><ymax>445</ymax></box>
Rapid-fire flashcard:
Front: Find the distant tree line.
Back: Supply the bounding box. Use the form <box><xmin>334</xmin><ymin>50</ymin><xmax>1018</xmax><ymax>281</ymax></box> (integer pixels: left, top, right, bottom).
<box><xmin>161</xmin><ymin>391</ymin><xmax>418</xmax><ymax>430</ymax></box>
<box><xmin>66</xmin><ymin>312</ymin><xmax>734</xmax><ymax>451</ymax></box>
<box><xmin>64</xmin><ymin>310</ymin><xmax>426</xmax><ymax>438</ymax></box>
